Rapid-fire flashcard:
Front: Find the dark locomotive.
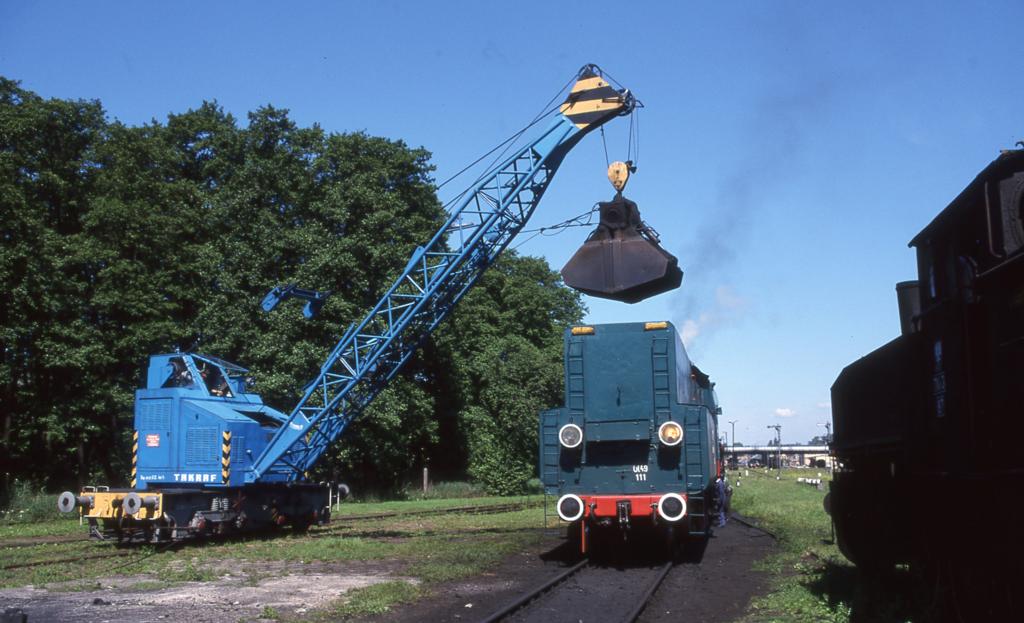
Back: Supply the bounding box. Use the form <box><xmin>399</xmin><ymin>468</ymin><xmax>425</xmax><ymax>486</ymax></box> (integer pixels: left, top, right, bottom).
<box><xmin>829</xmin><ymin>148</ymin><xmax>1024</xmax><ymax>617</ymax></box>
<box><xmin>540</xmin><ymin>321</ymin><xmax>724</xmax><ymax>557</ymax></box>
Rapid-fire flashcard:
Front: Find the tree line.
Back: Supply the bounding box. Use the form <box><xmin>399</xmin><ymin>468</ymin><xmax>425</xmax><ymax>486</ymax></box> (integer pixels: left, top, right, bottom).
<box><xmin>0</xmin><ymin>78</ymin><xmax>584</xmax><ymax>495</ymax></box>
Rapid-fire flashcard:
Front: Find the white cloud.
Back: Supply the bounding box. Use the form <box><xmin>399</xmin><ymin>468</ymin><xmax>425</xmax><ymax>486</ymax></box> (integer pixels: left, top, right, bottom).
<box><xmin>816</xmin><ymin>401</ymin><xmax>831</xmax><ymax>410</ymax></box>
<box><xmin>774</xmin><ymin>407</ymin><xmax>797</xmax><ymax>418</ymax></box>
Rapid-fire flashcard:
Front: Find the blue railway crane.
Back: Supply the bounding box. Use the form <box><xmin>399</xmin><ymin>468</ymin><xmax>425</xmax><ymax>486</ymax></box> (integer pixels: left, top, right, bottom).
<box><xmin>248</xmin><ymin>65</ymin><xmax>637</xmax><ymax>483</ymax></box>
<box><xmin>57</xmin><ymin>65</ymin><xmax>681</xmax><ymax>541</ymax></box>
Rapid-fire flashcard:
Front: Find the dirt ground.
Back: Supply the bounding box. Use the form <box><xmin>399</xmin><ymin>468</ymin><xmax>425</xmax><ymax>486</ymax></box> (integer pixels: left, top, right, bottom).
<box><xmin>641</xmin><ymin>520</ymin><xmax>776</xmax><ymax>623</ymax></box>
<box><xmin>0</xmin><ymin>559</ymin><xmax>408</xmax><ymax>623</ymax></box>
<box><xmin>0</xmin><ymin>518</ymin><xmax>774</xmax><ymax>623</ymax></box>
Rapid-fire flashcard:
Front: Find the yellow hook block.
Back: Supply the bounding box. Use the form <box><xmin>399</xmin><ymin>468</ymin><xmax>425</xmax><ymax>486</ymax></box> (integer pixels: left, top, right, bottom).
<box><xmin>607</xmin><ymin>161</ymin><xmax>630</xmax><ymax>192</ymax></box>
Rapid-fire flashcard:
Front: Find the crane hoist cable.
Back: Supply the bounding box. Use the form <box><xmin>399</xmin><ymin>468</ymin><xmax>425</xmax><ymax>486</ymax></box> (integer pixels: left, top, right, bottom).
<box><xmin>436</xmin><ymin>106</ymin><xmax>558</xmax><ymax>199</ymax></box>
<box><xmin>600</xmin><ymin>126</ymin><xmax>610</xmax><ymax>168</ymax></box>
<box><xmin>512</xmin><ymin>204</ymin><xmax>601</xmax><ymax>250</ymax></box>
<box><xmin>436</xmin><ymin>72</ymin><xmax>579</xmax><ymax>195</ymax></box>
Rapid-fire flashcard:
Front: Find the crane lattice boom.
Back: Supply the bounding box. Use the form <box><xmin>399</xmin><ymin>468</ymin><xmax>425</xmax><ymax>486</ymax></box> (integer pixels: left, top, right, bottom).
<box><xmin>249</xmin><ymin>65</ymin><xmax>634</xmax><ymax>482</ymax></box>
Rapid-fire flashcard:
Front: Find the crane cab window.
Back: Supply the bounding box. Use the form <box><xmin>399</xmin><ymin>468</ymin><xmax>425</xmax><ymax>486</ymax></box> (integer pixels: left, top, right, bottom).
<box><xmin>163</xmin><ymin>357</ymin><xmax>193</xmax><ymax>389</ymax></box>
<box><xmin>196</xmin><ymin>360</ymin><xmax>233</xmax><ymax>397</ymax></box>
<box><xmin>161</xmin><ymin>355</ymin><xmax>238</xmax><ymax>397</ymax></box>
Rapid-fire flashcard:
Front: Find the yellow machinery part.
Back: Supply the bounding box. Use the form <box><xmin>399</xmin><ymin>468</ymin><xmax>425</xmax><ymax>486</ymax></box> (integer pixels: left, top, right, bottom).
<box><xmin>131</xmin><ymin>430</ymin><xmax>138</xmax><ymax>488</ymax></box>
<box><xmin>81</xmin><ymin>491</ymin><xmax>163</xmax><ymax>521</ymax></box>
<box><xmin>558</xmin><ymin>70</ymin><xmax>628</xmax><ymax>131</ymax></box>
<box><xmin>221</xmin><ymin>430</ymin><xmax>231</xmax><ymax>483</ymax></box>
<box><xmin>608</xmin><ymin>161</ymin><xmax>630</xmax><ymax>192</ymax></box>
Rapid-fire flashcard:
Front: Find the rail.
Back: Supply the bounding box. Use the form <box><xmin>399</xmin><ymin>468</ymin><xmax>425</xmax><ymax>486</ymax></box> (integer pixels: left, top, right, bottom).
<box><xmin>478</xmin><ymin>559</ymin><xmax>675</xmax><ymax>623</ymax></box>
<box><xmin>1</xmin><ymin>500</ymin><xmax>542</xmax><ymax>549</ymax></box>
<box><xmin>478</xmin><ymin>559</ymin><xmax>589</xmax><ymax>623</ymax></box>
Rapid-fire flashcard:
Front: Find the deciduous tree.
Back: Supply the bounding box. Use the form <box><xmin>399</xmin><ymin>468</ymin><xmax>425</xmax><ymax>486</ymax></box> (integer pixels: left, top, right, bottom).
<box><xmin>0</xmin><ymin>79</ymin><xmax>583</xmax><ymax>496</ymax></box>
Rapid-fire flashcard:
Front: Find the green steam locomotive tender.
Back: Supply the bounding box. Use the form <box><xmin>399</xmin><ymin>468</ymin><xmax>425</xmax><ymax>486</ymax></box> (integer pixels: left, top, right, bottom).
<box><xmin>540</xmin><ymin>321</ymin><xmax>723</xmax><ymax>555</ymax></box>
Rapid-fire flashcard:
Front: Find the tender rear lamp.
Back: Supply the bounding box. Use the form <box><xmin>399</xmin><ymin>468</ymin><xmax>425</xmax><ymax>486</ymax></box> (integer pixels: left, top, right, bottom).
<box><xmin>644</xmin><ymin>321</ymin><xmax>668</xmax><ymax>330</ymax></box>
<box><xmin>571</xmin><ymin>326</ymin><xmax>595</xmax><ymax>335</ymax></box>
<box><xmin>556</xmin><ymin>494</ymin><xmax>585</xmax><ymax>522</ymax></box>
<box><xmin>657</xmin><ymin>493</ymin><xmax>687</xmax><ymax>522</ymax></box>
<box><xmin>559</xmin><ymin>423</ymin><xmax>583</xmax><ymax>449</ymax></box>
<box><xmin>658</xmin><ymin>421</ymin><xmax>683</xmax><ymax>446</ymax></box>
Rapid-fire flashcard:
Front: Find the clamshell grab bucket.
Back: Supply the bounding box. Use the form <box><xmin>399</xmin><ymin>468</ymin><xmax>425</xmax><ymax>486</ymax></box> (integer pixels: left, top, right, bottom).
<box><xmin>561</xmin><ymin>194</ymin><xmax>682</xmax><ymax>303</ymax></box>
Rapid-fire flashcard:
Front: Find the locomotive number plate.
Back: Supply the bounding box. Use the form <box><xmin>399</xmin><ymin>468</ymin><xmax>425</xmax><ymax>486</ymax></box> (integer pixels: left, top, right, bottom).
<box><xmin>633</xmin><ymin>464</ymin><xmax>649</xmax><ymax>481</ymax></box>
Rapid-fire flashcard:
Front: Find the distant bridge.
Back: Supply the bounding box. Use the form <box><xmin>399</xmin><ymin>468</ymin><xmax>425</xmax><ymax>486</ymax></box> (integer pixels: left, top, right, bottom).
<box><xmin>725</xmin><ymin>445</ymin><xmax>830</xmax><ymax>467</ymax></box>
<box><xmin>729</xmin><ymin>445</ymin><xmax>829</xmax><ymax>453</ymax></box>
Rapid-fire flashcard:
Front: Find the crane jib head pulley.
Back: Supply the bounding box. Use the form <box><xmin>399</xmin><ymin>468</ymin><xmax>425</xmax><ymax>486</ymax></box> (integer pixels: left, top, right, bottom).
<box><xmin>559</xmin><ymin>64</ymin><xmax>636</xmax><ymax>132</ymax></box>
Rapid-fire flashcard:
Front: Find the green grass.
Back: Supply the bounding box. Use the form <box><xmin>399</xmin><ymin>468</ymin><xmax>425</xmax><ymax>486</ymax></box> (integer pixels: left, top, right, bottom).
<box><xmin>0</xmin><ymin>480</ymin><xmax>886</xmax><ymax>621</ymax></box>
<box><xmin>163</xmin><ymin>559</ymin><xmax>224</xmax><ymax>583</ymax></box>
<box><xmin>0</xmin><ymin>481</ymin><xmax>86</xmax><ymax>540</ymax></box>
<box><xmin>122</xmin><ymin>579</ymin><xmax>175</xmax><ymax>592</ymax></box>
<box><xmin>330</xmin><ymin>494</ymin><xmax>541</xmax><ymax>516</ymax></box>
<box><xmin>0</xmin><ymin>482</ymin><xmax>66</xmax><ymax>524</ymax></box>
<box><xmin>47</xmin><ymin>580</ymin><xmax>105</xmax><ymax>593</ymax></box>
<box><xmin>402</xmin><ymin>480</ymin><xmax>488</xmax><ymax>500</ymax></box>
<box><xmin>0</xmin><ymin>518</ymin><xmax>83</xmax><ymax>539</ymax></box>
<box><xmin>406</xmin><ymin>529</ymin><xmax>540</xmax><ymax>583</ymax></box>
<box><xmin>0</xmin><ymin>494</ymin><xmax>548</xmax><ymax>620</ymax></box>
<box><xmin>0</xmin><ymin>539</ymin><xmax>119</xmax><ymax>588</ymax></box>
<box><xmin>319</xmin><ymin>581</ymin><xmax>422</xmax><ymax>619</ymax></box>
<box><xmin>729</xmin><ymin>469</ymin><xmax>857</xmax><ymax>622</ymax></box>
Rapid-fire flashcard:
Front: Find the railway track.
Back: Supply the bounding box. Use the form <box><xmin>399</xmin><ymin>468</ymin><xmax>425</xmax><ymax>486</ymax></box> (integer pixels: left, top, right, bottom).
<box><xmin>311</xmin><ymin>500</ymin><xmax>539</xmax><ymax>538</ymax></box>
<box><xmin>479</xmin><ymin>559</ymin><xmax>588</xmax><ymax>623</ymax></box>
<box><xmin>726</xmin><ymin>513</ymin><xmax>778</xmax><ymax>540</ymax></box>
<box><xmin>0</xmin><ymin>500</ymin><xmax>540</xmax><ymax>569</ymax></box>
<box><xmin>327</xmin><ymin>500</ymin><xmax>538</xmax><ymax>524</ymax></box>
<box><xmin>0</xmin><ymin>539</ymin><xmax>183</xmax><ymax>573</ymax></box>
<box><xmin>0</xmin><ymin>550</ymin><xmax>132</xmax><ymax>571</ymax></box>
<box><xmin>479</xmin><ymin>559</ymin><xmax>674</xmax><ymax>623</ymax></box>
<box><xmin>0</xmin><ymin>534</ymin><xmax>84</xmax><ymax>550</ymax></box>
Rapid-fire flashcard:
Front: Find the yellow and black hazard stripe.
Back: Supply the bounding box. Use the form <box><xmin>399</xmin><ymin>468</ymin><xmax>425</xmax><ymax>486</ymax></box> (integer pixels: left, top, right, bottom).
<box><xmin>221</xmin><ymin>431</ymin><xmax>232</xmax><ymax>484</ymax></box>
<box><xmin>131</xmin><ymin>431</ymin><xmax>138</xmax><ymax>488</ymax></box>
<box><xmin>560</xmin><ymin>68</ymin><xmax>627</xmax><ymax>130</ymax></box>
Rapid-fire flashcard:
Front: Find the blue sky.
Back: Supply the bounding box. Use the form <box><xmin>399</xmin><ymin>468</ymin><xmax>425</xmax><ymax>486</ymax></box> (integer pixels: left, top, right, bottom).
<box><xmin>3</xmin><ymin>1</ymin><xmax>1021</xmax><ymax>445</ymax></box>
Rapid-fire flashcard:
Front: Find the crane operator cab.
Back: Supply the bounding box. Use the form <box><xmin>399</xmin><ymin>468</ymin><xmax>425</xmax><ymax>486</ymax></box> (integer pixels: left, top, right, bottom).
<box><xmin>58</xmin><ymin>353</ymin><xmax>329</xmax><ymax>541</ymax></box>
<box><xmin>133</xmin><ymin>353</ymin><xmax>289</xmax><ymax>490</ymax></box>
